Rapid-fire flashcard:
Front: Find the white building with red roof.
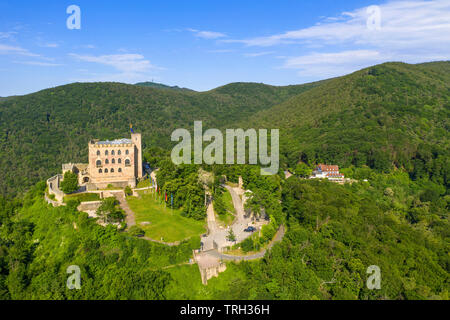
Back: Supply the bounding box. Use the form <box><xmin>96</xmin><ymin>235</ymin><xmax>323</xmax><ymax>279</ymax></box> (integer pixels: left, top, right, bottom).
<box><xmin>311</xmin><ymin>164</ymin><xmax>344</xmax><ymax>182</ymax></box>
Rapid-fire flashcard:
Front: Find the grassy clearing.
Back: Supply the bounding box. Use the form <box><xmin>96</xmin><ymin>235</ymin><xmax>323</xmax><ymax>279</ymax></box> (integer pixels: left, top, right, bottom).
<box><xmin>63</xmin><ymin>192</ymin><xmax>100</xmax><ymax>203</ymax></box>
<box><xmin>216</xmin><ymin>210</ymin><xmax>235</xmax><ymax>226</ymax></box>
<box><xmin>127</xmin><ymin>191</ymin><xmax>206</xmax><ymax>243</ymax></box>
<box><xmin>215</xmin><ymin>189</ymin><xmax>236</xmax><ymax>227</ymax></box>
<box><xmin>164</xmin><ymin>263</ymin><xmax>247</xmax><ymax>299</ymax></box>
<box><xmin>136</xmin><ymin>179</ymin><xmax>151</xmax><ymax>188</ymax></box>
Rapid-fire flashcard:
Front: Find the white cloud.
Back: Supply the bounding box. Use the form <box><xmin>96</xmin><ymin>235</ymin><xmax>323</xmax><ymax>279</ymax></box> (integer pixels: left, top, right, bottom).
<box><xmin>13</xmin><ymin>60</ymin><xmax>63</xmax><ymax>67</ymax></box>
<box><xmin>68</xmin><ymin>53</ymin><xmax>162</xmax><ymax>84</ymax></box>
<box><xmin>0</xmin><ymin>32</ymin><xmax>17</xmax><ymax>39</ymax></box>
<box><xmin>224</xmin><ymin>0</ymin><xmax>450</xmax><ymax>79</ymax></box>
<box><xmin>226</xmin><ymin>0</ymin><xmax>450</xmax><ymax>49</ymax></box>
<box><xmin>282</xmin><ymin>50</ymin><xmax>386</xmax><ymax>78</ymax></box>
<box><xmin>188</xmin><ymin>28</ymin><xmax>227</xmax><ymax>39</ymax></box>
<box><xmin>243</xmin><ymin>51</ymin><xmax>274</xmax><ymax>57</ymax></box>
<box><xmin>41</xmin><ymin>43</ymin><xmax>59</xmax><ymax>48</ymax></box>
<box><xmin>69</xmin><ymin>53</ymin><xmax>158</xmax><ymax>73</ymax></box>
<box><xmin>0</xmin><ymin>44</ymin><xmax>40</xmax><ymax>57</ymax></box>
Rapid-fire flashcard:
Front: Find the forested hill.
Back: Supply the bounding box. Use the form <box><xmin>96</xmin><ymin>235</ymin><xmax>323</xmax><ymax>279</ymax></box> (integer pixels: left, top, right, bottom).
<box><xmin>0</xmin><ymin>61</ymin><xmax>449</xmax><ymax>196</ymax></box>
<box><xmin>0</xmin><ymin>80</ymin><xmax>319</xmax><ymax>196</ymax></box>
<box><xmin>244</xmin><ymin>61</ymin><xmax>450</xmax><ymax>186</ymax></box>
<box><xmin>134</xmin><ymin>81</ymin><xmax>194</xmax><ymax>92</ymax></box>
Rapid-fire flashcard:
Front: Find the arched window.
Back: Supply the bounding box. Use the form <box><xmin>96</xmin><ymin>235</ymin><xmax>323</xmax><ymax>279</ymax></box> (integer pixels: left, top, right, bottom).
<box><xmin>118</xmin><ymin>150</ymin><xmax>122</xmax><ymax>155</ymax></box>
<box><xmin>118</xmin><ymin>168</ymin><xmax>122</xmax><ymax>173</ymax></box>
<box><xmin>112</xmin><ymin>158</ymin><xmax>115</xmax><ymax>164</ymax></box>
<box><xmin>105</xmin><ymin>150</ymin><xmax>109</xmax><ymax>156</ymax></box>
<box><xmin>125</xmin><ymin>159</ymin><xmax>131</xmax><ymax>167</ymax></box>
<box><xmin>97</xmin><ymin>150</ymin><xmax>100</xmax><ymax>156</ymax></box>
<box><xmin>99</xmin><ymin>169</ymin><xmax>102</xmax><ymax>173</ymax></box>
<box><xmin>111</xmin><ymin>168</ymin><xmax>114</xmax><ymax>173</ymax></box>
<box><xmin>111</xmin><ymin>150</ymin><xmax>115</xmax><ymax>156</ymax></box>
<box><xmin>105</xmin><ymin>159</ymin><xmax>109</xmax><ymax>164</ymax></box>
<box><xmin>126</xmin><ymin>149</ymin><xmax>129</xmax><ymax>155</ymax></box>
<box><xmin>104</xmin><ymin>169</ymin><xmax>108</xmax><ymax>173</ymax></box>
<box><xmin>118</xmin><ymin>158</ymin><xmax>122</xmax><ymax>164</ymax></box>
<box><xmin>96</xmin><ymin>160</ymin><xmax>102</xmax><ymax>167</ymax></box>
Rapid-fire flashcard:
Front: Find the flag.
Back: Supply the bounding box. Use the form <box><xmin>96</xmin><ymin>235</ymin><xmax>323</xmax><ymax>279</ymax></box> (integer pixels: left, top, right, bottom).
<box><xmin>165</xmin><ymin>192</ymin><xmax>168</xmax><ymax>202</ymax></box>
<box><xmin>171</xmin><ymin>194</ymin><xmax>173</xmax><ymax>207</ymax></box>
<box><xmin>130</xmin><ymin>123</ymin><xmax>134</xmax><ymax>133</ymax></box>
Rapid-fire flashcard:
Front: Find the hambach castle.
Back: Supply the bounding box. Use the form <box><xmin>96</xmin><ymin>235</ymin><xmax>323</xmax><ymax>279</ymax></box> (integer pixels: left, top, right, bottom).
<box><xmin>53</xmin><ymin>133</ymin><xmax>143</xmax><ymax>195</ymax></box>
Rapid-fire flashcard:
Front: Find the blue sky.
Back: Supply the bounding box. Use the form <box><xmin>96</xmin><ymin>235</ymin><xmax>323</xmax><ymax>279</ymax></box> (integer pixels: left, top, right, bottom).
<box><xmin>0</xmin><ymin>0</ymin><xmax>449</xmax><ymax>96</ymax></box>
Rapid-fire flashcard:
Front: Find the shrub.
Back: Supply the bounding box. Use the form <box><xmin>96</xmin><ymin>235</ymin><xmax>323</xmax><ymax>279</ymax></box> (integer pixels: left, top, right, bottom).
<box><xmin>241</xmin><ymin>237</ymin><xmax>254</xmax><ymax>253</ymax></box>
<box><xmin>129</xmin><ymin>225</ymin><xmax>145</xmax><ymax>237</ymax></box>
<box><xmin>124</xmin><ymin>186</ymin><xmax>133</xmax><ymax>196</ymax></box>
<box><xmin>60</xmin><ymin>171</ymin><xmax>79</xmax><ymax>194</ymax></box>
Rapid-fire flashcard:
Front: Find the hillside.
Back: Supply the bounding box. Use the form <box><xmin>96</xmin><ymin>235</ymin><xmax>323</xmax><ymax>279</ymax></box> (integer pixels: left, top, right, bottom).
<box><xmin>0</xmin><ymin>62</ymin><xmax>449</xmax><ymax>300</ymax></box>
<box><xmin>0</xmin><ymin>62</ymin><xmax>449</xmax><ymax>196</ymax></box>
<box><xmin>0</xmin><ymin>81</ymin><xmax>318</xmax><ymax>196</ymax></box>
<box><xmin>245</xmin><ymin>62</ymin><xmax>450</xmax><ymax>186</ymax></box>
<box><xmin>135</xmin><ymin>81</ymin><xmax>194</xmax><ymax>92</ymax></box>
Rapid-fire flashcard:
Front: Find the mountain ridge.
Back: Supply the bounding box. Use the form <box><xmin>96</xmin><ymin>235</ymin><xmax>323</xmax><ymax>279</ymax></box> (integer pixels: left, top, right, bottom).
<box><xmin>0</xmin><ymin>61</ymin><xmax>449</xmax><ymax>196</ymax></box>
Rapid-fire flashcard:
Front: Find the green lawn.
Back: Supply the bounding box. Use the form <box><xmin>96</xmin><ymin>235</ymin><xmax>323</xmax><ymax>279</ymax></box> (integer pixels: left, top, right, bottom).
<box><xmin>136</xmin><ymin>179</ymin><xmax>151</xmax><ymax>188</ymax></box>
<box><xmin>127</xmin><ymin>192</ymin><xmax>206</xmax><ymax>243</ymax></box>
<box><xmin>63</xmin><ymin>192</ymin><xmax>100</xmax><ymax>203</ymax></box>
<box><xmin>215</xmin><ymin>189</ymin><xmax>236</xmax><ymax>227</ymax></box>
<box><xmin>164</xmin><ymin>263</ymin><xmax>247</xmax><ymax>300</ymax></box>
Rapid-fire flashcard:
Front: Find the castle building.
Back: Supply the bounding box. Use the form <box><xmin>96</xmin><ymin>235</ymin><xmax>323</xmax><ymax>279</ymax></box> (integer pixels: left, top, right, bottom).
<box><xmin>62</xmin><ymin>133</ymin><xmax>143</xmax><ymax>190</ymax></box>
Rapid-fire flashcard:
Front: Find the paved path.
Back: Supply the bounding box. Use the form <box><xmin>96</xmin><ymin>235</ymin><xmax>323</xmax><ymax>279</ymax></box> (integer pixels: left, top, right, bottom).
<box><xmin>215</xmin><ymin>224</ymin><xmax>285</xmax><ymax>261</ymax></box>
<box><xmin>201</xmin><ymin>184</ymin><xmax>256</xmax><ymax>251</ymax></box>
<box><xmin>116</xmin><ymin>174</ymin><xmax>286</xmax><ymax>263</ymax></box>
<box><xmin>199</xmin><ymin>224</ymin><xmax>285</xmax><ymax>262</ymax></box>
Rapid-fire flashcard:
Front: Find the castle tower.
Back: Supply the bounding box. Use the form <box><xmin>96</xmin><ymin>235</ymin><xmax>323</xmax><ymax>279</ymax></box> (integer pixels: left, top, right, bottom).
<box><xmin>131</xmin><ymin>133</ymin><xmax>143</xmax><ymax>178</ymax></box>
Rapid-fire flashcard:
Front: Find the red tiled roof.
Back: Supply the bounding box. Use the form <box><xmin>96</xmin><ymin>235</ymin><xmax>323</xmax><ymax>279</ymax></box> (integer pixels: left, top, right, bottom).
<box><xmin>317</xmin><ymin>164</ymin><xmax>339</xmax><ymax>172</ymax></box>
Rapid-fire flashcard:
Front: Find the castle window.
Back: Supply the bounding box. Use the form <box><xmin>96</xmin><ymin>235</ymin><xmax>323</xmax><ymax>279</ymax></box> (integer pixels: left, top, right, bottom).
<box><xmin>126</xmin><ymin>150</ymin><xmax>129</xmax><ymax>155</ymax></box>
<box><xmin>111</xmin><ymin>150</ymin><xmax>115</xmax><ymax>156</ymax></box>
<box><xmin>118</xmin><ymin>168</ymin><xmax>122</xmax><ymax>173</ymax></box>
<box><xmin>97</xmin><ymin>150</ymin><xmax>100</xmax><ymax>156</ymax></box>
<box><xmin>104</xmin><ymin>169</ymin><xmax>108</xmax><ymax>173</ymax></box>
<box><xmin>118</xmin><ymin>150</ymin><xmax>122</xmax><ymax>155</ymax></box>
<box><xmin>112</xmin><ymin>158</ymin><xmax>115</xmax><ymax>164</ymax></box>
<box><xmin>118</xmin><ymin>158</ymin><xmax>122</xmax><ymax>164</ymax></box>
<box><xmin>105</xmin><ymin>159</ymin><xmax>109</xmax><ymax>164</ymax></box>
<box><xmin>105</xmin><ymin>150</ymin><xmax>109</xmax><ymax>156</ymax></box>
<box><xmin>96</xmin><ymin>160</ymin><xmax>102</xmax><ymax>167</ymax></box>
<box><xmin>99</xmin><ymin>169</ymin><xmax>102</xmax><ymax>173</ymax></box>
<box><xmin>125</xmin><ymin>159</ymin><xmax>131</xmax><ymax>167</ymax></box>
<box><xmin>111</xmin><ymin>168</ymin><xmax>114</xmax><ymax>173</ymax></box>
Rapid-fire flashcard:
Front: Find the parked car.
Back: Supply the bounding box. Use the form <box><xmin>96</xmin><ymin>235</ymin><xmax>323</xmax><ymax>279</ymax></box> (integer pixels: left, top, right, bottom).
<box><xmin>244</xmin><ymin>226</ymin><xmax>257</xmax><ymax>232</ymax></box>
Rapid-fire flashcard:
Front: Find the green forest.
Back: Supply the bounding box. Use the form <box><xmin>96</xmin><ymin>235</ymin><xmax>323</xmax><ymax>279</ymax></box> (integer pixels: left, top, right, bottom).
<box><xmin>0</xmin><ymin>61</ymin><xmax>448</xmax><ymax>299</ymax></box>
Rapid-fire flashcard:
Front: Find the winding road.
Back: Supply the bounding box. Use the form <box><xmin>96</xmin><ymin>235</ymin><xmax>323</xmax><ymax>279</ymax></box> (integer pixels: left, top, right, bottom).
<box><xmin>200</xmin><ymin>183</ymin><xmax>285</xmax><ymax>261</ymax></box>
<box><xmin>118</xmin><ymin>171</ymin><xmax>285</xmax><ymax>262</ymax></box>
